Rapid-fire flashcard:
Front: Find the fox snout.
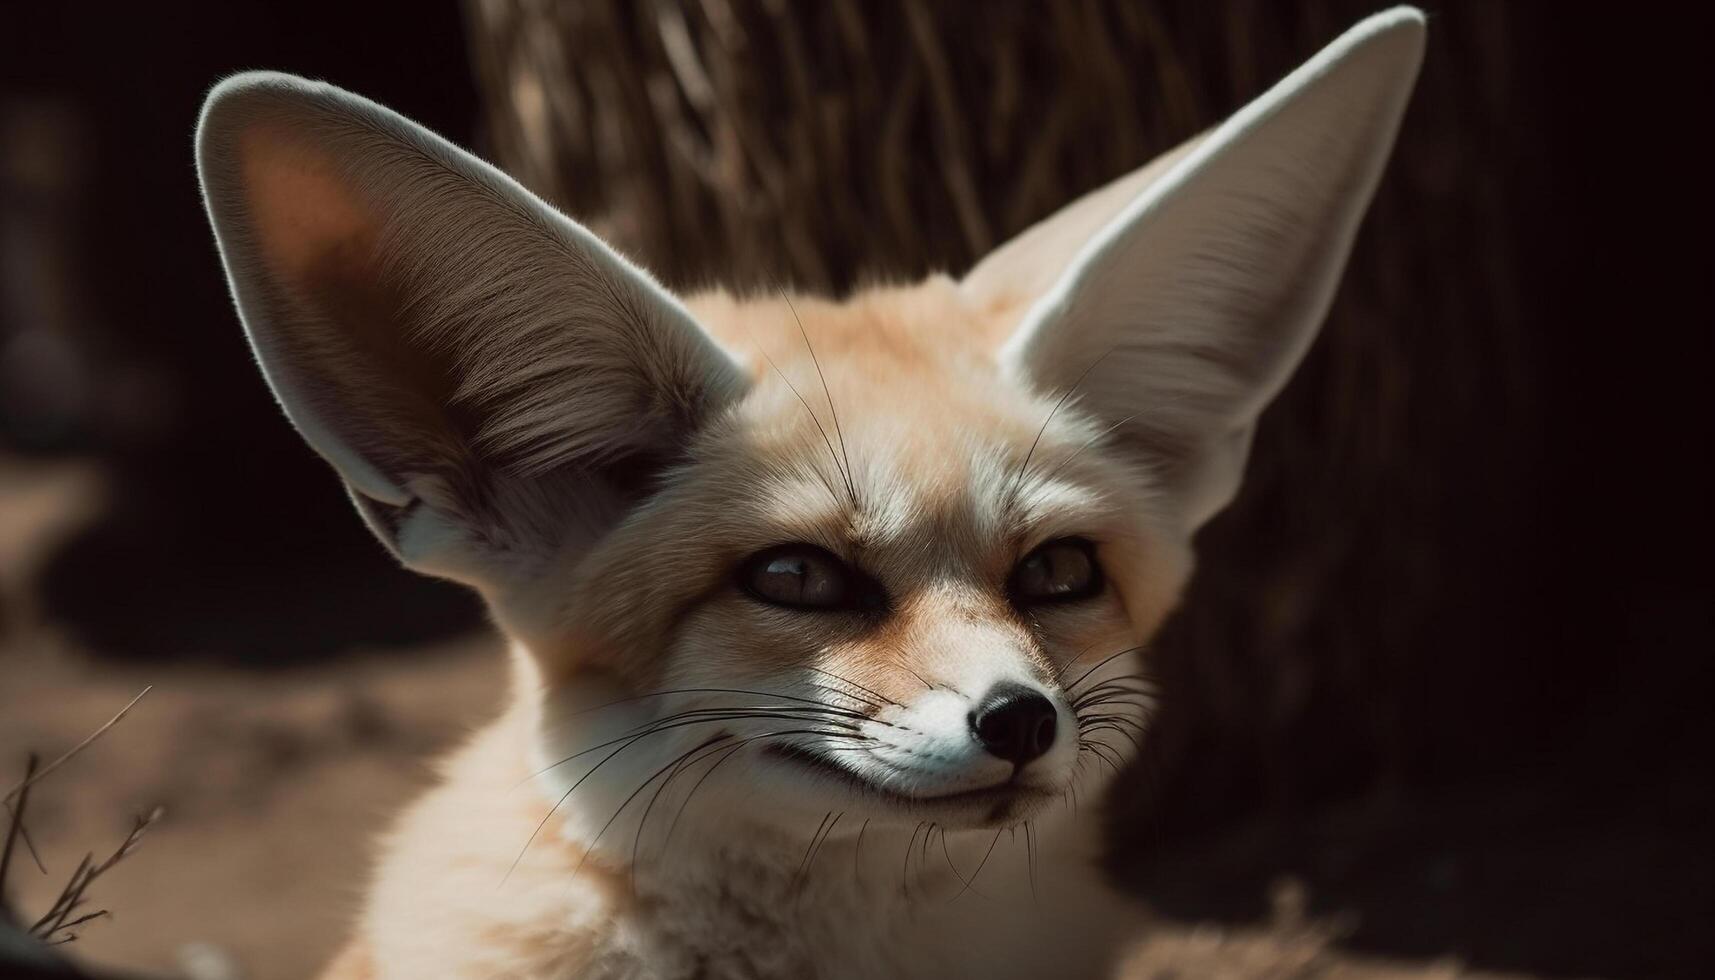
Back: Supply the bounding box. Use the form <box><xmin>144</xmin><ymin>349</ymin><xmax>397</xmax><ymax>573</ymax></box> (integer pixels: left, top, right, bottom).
<box><xmin>855</xmin><ymin>675</ymin><xmax>1077</xmax><ymax>781</ymax></box>
<box><xmin>970</xmin><ymin>682</ymin><xmax>1058</xmax><ymax>766</ymax></box>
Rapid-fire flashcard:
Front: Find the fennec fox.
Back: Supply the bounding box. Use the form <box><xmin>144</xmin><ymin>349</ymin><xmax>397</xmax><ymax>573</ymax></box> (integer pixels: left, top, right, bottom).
<box><xmin>196</xmin><ymin>8</ymin><xmax>1422</xmax><ymax>978</ymax></box>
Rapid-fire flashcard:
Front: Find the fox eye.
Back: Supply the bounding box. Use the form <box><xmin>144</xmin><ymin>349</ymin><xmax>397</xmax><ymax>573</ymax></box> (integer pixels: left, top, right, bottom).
<box><xmin>1009</xmin><ymin>537</ymin><xmax>1103</xmax><ymax>606</ymax></box>
<box><xmin>739</xmin><ymin>544</ymin><xmax>879</xmax><ymax>612</ymax></box>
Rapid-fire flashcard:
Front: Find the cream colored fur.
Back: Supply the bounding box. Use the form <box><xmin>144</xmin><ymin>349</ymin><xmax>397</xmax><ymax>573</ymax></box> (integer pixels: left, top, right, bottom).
<box><xmin>195</xmin><ymin>9</ymin><xmax>1424</xmax><ymax>979</ymax></box>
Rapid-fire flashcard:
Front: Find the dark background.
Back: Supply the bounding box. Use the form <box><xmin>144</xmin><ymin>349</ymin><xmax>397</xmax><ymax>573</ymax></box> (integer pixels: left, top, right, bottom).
<box><xmin>2</xmin><ymin>2</ymin><xmax>1710</xmax><ymax>978</ymax></box>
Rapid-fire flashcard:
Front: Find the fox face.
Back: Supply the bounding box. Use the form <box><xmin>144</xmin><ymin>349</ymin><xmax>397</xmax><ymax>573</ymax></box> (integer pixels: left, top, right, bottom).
<box><xmin>196</xmin><ymin>4</ymin><xmax>1422</xmax><ymax>930</ymax></box>
<box><xmin>542</xmin><ymin>282</ymin><xmax>1187</xmax><ymax>838</ymax></box>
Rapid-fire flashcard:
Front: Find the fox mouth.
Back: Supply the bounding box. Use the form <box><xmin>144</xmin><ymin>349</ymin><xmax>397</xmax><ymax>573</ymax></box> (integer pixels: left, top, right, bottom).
<box><xmin>764</xmin><ymin>742</ymin><xmax>1052</xmax><ymax>822</ymax></box>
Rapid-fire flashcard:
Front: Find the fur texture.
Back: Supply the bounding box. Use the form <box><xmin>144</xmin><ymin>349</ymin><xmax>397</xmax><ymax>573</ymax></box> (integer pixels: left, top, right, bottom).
<box><xmin>197</xmin><ymin>8</ymin><xmax>1424</xmax><ymax>979</ymax></box>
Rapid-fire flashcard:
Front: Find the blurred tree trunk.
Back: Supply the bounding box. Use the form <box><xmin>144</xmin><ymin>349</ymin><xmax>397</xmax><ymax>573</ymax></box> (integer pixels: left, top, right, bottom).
<box><xmin>461</xmin><ymin>0</ymin><xmax>1537</xmax><ymax>838</ymax></box>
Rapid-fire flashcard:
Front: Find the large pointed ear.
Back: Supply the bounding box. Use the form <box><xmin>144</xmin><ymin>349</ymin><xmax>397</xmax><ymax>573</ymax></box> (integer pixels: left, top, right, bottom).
<box><xmin>196</xmin><ymin>72</ymin><xmax>746</xmax><ymax>589</ymax></box>
<box><xmin>970</xmin><ymin>8</ymin><xmax>1425</xmax><ymax>532</ymax></box>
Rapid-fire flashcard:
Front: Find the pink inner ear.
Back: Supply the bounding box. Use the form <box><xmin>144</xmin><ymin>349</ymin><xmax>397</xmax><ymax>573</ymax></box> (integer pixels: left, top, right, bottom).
<box><xmin>239</xmin><ymin>123</ymin><xmax>378</xmax><ymax>285</ymax></box>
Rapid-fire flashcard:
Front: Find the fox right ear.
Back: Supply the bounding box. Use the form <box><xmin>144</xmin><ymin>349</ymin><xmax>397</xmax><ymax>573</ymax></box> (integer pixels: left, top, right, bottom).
<box><xmin>967</xmin><ymin>9</ymin><xmax>1424</xmax><ymax>534</ymax></box>
<box><xmin>196</xmin><ymin>73</ymin><xmax>746</xmax><ymax>591</ymax></box>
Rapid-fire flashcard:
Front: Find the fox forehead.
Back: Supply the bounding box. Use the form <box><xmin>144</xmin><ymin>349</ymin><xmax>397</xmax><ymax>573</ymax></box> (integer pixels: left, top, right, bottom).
<box><xmin>687</xmin><ymin>274</ymin><xmax>1024</xmax><ymax>381</ymax></box>
<box><xmin>679</xmin><ymin>277</ymin><xmax>1138</xmax><ymax>556</ymax></box>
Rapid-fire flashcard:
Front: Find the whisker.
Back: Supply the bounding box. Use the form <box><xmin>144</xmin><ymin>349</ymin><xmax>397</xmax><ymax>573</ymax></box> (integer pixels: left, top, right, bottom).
<box><xmin>1075</xmin><ymin>702</ymin><xmax>1154</xmax><ymax>724</ymax></box>
<box><xmin>1035</xmin><ymin>412</ymin><xmax>1139</xmax><ymax>490</ymax></box>
<box><xmin>798</xmin><ymin>810</ymin><xmax>843</xmax><ymax>900</ymax></box>
<box><xmin>529</xmin><ymin>716</ymin><xmax>799</xmax><ymax>783</ymax></box>
<box><xmin>651</xmin><ymin>733</ymin><xmax>752</xmax><ymax>861</ymax></box>
<box><xmin>613</xmin><ymin>705</ymin><xmax>870</xmax><ymax>737</ymax></box>
<box><xmin>744</xmin><ymin>323</ymin><xmax>849</xmax><ymax>509</ymax></box>
<box><xmin>1074</xmin><ymin>694</ymin><xmax>1157</xmax><ymax>718</ymax></box>
<box><xmin>631</xmin><ymin>733</ymin><xmax>732</xmax><ymax>894</ymax></box>
<box><xmin>1023</xmin><ymin>821</ymin><xmax>1039</xmax><ymax>906</ymax></box>
<box><xmin>569</xmin><ymin>727</ymin><xmax>841</xmax><ymax>889</ymax></box>
<box><xmin>1077</xmin><ymin>683</ymin><xmax>1159</xmax><ymax>720</ymax></box>
<box><xmin>939</xmin><ymin>827</ymin><xmax>974</xmax><ymax>894</ymax></box>
<box><xmin>1052</xmin><ymin>641</ymin><xmax>1102</xmax><ymax>686</ymax></box>
<box><xmin>1080</xmin><ymin>739</ymin><xmax>1126</xmax><ymax>774</ymax></box>
<box><xmin>804</xmin><ymin>665</ymin><xmax>899</xmax><ymax>707</ymax></box>
<box><xmin>900</xmin><ymin>663</ymin><xmax>940</xmax><ymax>693</ymax></box>
<box><xmin>579</xmin><ymin>738</ymin><xmax>750</xmax><ymax>894</ymax></box>
<box><xmin>919</xmin><ymin>822</ymin><xmax>936</xmax><ymax>894</ymax></box>
<box><xmin>1071</xmin><ymin>671</ymin><xmax>1156</xmax><ymax>694</ymax></box>
<box><xmin>1064</xmin><ymin>647</ymin><xmax>1147</xmax><ymax>700</ymax></box>
<box><xmin>1077</xmin><ymin>718</ymin><xmax>1147</xmax><ymax>745</ymax></box>
<box><xmin>1069</xmin><ymin>674</ymin><xmax>1156</xmax><ymax>701</ymax></box>
<box><xmin>510</xmin><ymin>712</ymin><xmax>868</xmax><ymax>879</ymax></box>
<box><xmin>807</xmin><ymin>682</ymin><xmax>879</xmax><ymax>710</ymax></box>
<box><xmin>1006</xmin><ymin>347</ymin><xmax>1117</xmax><ymax>513</ymax></box>
<box><xmin>1082</xmin><ymin>730</ymin><xmax>1142</xmax><ymax>758</ymax></box>
<box><xmin>1074</xmin><ymin>698</ymin><xmax>1154</xmax><ymax>720</ymax></box>
<box><xmin>506</xmin><ymin>724</ymin><xmax>659</xmax><ymax>885</ymax></box>
<box><xmin>1075</xmin><ymin>683</ymin><xmax>1154</xmax><ymax>701</ymax></box>
<box><xmin>902</xmin><ymin>821</ymin><xmax>926</xmax><ymax>900</ymax></box>
<box><xmin>952</xmin><ymin>827</ymin><xmax>1005</xmax><ymax>901</ymax></box>
<box><xmin>658</xmin><ymin>725</ymin><xmax>867</xmax><ymax>850</ymax></box>
<box><xmin>528</xmin><ymin>704</ymin><xmax>873</xmax><ymax>783</ymax></box>
<box><xmin>780</xmin><ymin>286</ymin><xmax>858</xmax><ymax>508</ymax></box>
<box><xmin>853</xmin><ymin>818</ymin><xmax>870</xmax><ymax>887</ymax></box>
<box><xmin>793</xmin><ymin>811</ymin><xmax>835</xmax><ymax>898</ymax></box>
<box><xmin>1076</xmin><ymin>710</ymin><xmax>1148</xmax><ymax>728</ymax></box>
<box><xmin>663</xmin><ymin>741</ymin><xmax>750</xmax><ymax>849</ymax></box>
<box><xmin>552</xmin><ymin>685</ymin><xmax>876</xmax><ymax>725</ymax></box>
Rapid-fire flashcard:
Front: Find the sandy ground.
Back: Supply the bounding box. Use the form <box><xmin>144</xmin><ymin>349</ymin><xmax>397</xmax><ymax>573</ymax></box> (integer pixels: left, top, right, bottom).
<box><xmin>1</xmin><ymin>634</ymin><xmax>505</xmax><ymax>979</ymax></box>
<box><xmin>0</xmin><ymin>458</ymin><xmax>1581</xmax><ymax>979</ymax></box>
<box><xmin>0</xmin><ymin>457</ymin><xmax>503</xmax><ymax>979</ymax></box>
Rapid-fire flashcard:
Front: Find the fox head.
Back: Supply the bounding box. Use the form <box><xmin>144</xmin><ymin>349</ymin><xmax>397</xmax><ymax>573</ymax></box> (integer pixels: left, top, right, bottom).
<box><xmin>197</xmin><ymin>12</ymin><xmax>1421</xmax><ymax>858</ymax></box>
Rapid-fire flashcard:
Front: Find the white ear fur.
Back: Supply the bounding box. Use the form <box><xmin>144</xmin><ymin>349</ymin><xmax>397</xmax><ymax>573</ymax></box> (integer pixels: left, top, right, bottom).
<box><xmin>978</xmin><ymin>8</ymin><xmax>1426</xmax><ymax>532</ymax></box>
<box><xmin>196</xmin><ymin>72</ymin><xmax>746</xmax><ymax>586</ymax></box>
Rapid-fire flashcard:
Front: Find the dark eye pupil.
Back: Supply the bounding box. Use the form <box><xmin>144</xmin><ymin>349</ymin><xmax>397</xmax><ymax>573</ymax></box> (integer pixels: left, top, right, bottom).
<box><xmin>741</xmin><ymin>545</ymin><xmax>859</xmax><ymax>610</ymax></box>
<box><xmin>766</xmin><ymin>556</ymin><xmax>805</xmax><ymax>578</ymax></box>
<box><xmin>1046</xmin><ymin>548</ymin><xmax>1088</xmax><ymax>592</ymax></box>
<box><xmin>761</xmin><ymin>556</ymin><xmax>814</xmax><ymax>603</ymax></box>
<box><xmin>1010</xmin><ymin>538</ymin><xmax>1101</xmax><ymax>605</ymax></box>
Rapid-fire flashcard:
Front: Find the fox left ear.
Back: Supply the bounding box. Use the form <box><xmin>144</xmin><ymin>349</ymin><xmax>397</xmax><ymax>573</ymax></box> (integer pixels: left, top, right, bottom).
<box><xmin>968</xmin><ymin>8</ymin><xmax>1425</xmax><ymax>532</ymax></box>
<box><xmin>196</xmin><ymin>72</ymin><xmax>747</xmax><ymax>600</ymax></box>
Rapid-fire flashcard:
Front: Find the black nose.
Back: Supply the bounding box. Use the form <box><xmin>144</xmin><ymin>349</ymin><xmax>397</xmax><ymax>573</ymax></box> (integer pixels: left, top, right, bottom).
<box><xmin>970</xmin><ymin>683</ymin><xmax>1058</xmax><ymax>765</ymax></box>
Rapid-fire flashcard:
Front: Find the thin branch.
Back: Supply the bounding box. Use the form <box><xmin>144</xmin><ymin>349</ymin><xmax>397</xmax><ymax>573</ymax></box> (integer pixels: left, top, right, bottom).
<box><xmin>1</xmin><ymin>754</ymin><xmax>40</xmax><ymax>906</ymax></box>
<box><xmin>3</xmin><ymin>687</ymin><xmax>153</xmax><ymax>805</ymax></box>
<box><xmin>30</xmin><ymin>807</ymin><xmax>163</xmax><ymax>943</ymax></box>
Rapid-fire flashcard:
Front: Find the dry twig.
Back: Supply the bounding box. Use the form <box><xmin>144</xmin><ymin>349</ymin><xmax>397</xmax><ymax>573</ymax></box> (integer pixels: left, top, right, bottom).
<box><xmin>2</xmin><ymin>688</ymin><xmax>160</xmax><ymax>951</ymax></box>
<box><xmin>28</xmin><ymin>807</ymin><xmax>163</xmax><ymax>946</ymax></box>
<box><xmin>3</xmin><ymin>687</ymin><xmax>151</xmax><ymax>806</ymax></box>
